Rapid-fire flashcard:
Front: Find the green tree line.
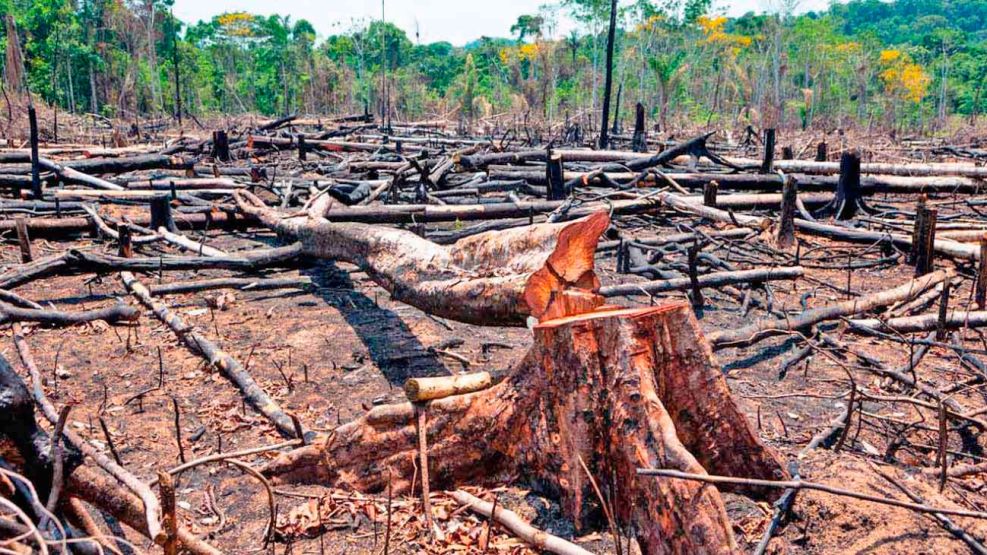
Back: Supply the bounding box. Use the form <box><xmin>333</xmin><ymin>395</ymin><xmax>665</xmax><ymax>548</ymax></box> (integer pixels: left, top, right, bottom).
<box><xmin>2</xmin><ymin>0</ymin><xmax>986</xmax><ymax>131</ymax></box>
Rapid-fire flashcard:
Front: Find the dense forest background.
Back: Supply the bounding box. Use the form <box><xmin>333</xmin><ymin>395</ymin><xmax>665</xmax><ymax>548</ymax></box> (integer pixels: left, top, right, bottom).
<box><xmin>2</xmin><ymin>0</ymin><xmax>986</xmax><ymax>133</ymax></box>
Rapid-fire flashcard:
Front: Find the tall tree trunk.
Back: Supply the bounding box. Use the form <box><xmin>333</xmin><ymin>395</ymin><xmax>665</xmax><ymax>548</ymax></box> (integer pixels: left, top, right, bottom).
<box><xmin>598</xmin><ymin>0</ymin><xmax>618</xmax><ymax>149</ymax></box>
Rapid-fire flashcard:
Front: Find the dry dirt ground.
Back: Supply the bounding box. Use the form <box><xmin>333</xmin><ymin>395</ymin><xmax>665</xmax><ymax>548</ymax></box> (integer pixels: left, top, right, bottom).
<box><xmin>4</xmin><ymin>192</ymin><xmax>987</xmax><ymax>553</ymax></box>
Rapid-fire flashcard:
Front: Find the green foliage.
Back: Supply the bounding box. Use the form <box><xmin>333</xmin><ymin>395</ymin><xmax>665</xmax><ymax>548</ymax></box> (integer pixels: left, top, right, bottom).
<box><xmin>2</xmin><ymin>0</ymin><xmax>986</xmax><ymax>128</ymax></box>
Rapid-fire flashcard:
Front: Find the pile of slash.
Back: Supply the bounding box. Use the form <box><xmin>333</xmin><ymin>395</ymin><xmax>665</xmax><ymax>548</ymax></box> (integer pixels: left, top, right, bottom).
<box><xmin>2</xmin><ymin>110</ymin><xmax>987</xmax><ymax>554</ymax></box>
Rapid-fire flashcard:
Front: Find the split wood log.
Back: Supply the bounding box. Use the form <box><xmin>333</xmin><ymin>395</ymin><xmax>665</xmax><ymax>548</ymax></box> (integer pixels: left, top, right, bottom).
<box><xmin>449</xmin><ymin>490</ymin><xmax>594</xmax><ymax>555</ymax></box>
<box><xmin>708</xmin><ymin>270</ymin><xmax>950</xmax><ymax>348</ymax></box>
<box><xmin>261</xmin><ymin>303</ymin><xmax>787</xmax><ymax>554</ymax></box>
<box><xmin>235</xmin><ymin>191</ymin><xmax>611</xmax><ymax>326</ymax></box>
<box><xmin>405</xmin><ymin>372</ymin><xmax>492</xmax><ymax>402</ymax></box>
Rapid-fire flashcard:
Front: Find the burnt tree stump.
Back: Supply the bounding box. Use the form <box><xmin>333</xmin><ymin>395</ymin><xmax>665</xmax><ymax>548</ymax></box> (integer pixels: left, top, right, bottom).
<box><xmin>546</xmin><ymin>151</ymin><xmax>566</xmax><ymax>201</ymax></box>
<box><xmin>149</xmin><ymin>194</ymin><xmax>177</xmax><ymax>232</ymax></box>
<box><xmin>760</xmin><ymin>128</ymin><xmax>776</xmax><ymax>174</ymax></box>
<box><xmin>262</xmin><ymin>303</ymin><xmax>787</xmax><ymax>554</ymax></box>
<box><xmin>776</xmin><ymin>175</ymin><xmax>798</xmax><ymax>248</ymax></box>
<box><xmin>632</xmin><ymin>102</ymin><xmax>648</xmax><ymax>153</ymax></box>
<box><xmin>834</xmin><ymin>149</ymin><xmax>862</xmax><ymax>220</ymax></box>
<box><xmin>212</xmin><ymin>130</ymin><xmax>230</xmax><ymax>162</ymax></box>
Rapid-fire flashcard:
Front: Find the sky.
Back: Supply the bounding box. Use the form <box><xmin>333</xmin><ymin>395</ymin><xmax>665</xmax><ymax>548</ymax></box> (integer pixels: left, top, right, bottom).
<box><xmin>172</xmin><ymin>0</ymin><xmax>833</xmax><ymax>46</ymax></box>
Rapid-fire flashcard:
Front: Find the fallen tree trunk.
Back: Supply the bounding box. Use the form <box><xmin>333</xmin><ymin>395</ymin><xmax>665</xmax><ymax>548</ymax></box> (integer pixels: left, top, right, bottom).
<box><xmin>0</xmin><ymin>209</ymin><xmax>258</xmax><ymax>237</ymax></box>
<box><xmin>261</xmin><ymin>303</ymin><xmax>787</xmax><ymax>554</ymax></box>
<box><xmin>0</xmin><ymin>244</ymin><xmax>301</xmax><ymax>290</ymax></box>
<box><xmin>725</xmin><ymin>157</ymin><xmax>987</xmax><ymax>179</ymax></box>
<box><xmin>235</xmin><ymin>191</ymin><xmax>611</xmax><ymax>326</ymax></box>
<box><xmin>0</xmin><ymin>153</ymin><xmax>190</xmax><ymax>174</ymax></box>
<box><xmin>489</xmin><ymin>169</ymin><xmax>981</xmax><ymax>193</ymax></box>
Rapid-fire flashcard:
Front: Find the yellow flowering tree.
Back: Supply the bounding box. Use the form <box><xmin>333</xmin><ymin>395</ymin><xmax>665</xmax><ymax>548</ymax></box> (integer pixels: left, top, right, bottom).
<box><xmin>879</xmin><ymin>49</ymin><xmax>931</xmax><ymax>103</ymax></box>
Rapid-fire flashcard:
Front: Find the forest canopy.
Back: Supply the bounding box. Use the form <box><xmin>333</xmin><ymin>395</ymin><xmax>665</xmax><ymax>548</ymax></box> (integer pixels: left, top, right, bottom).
<box><xmin>2</xmin><ymin>0</ymin><xmax>986</xmax><ymax>131</ymax></box>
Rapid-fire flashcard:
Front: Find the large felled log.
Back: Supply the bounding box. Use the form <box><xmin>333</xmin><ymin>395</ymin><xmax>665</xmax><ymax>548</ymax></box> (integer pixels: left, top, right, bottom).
<box><xmin>235</xmin><ymin>191</ymin><xmax>610</xmax><ymax>326</ymax></box>
<box><xmin>262</xmin><ymin>303</ymin><xmax>787</xmax><ymax>554</ymax></box>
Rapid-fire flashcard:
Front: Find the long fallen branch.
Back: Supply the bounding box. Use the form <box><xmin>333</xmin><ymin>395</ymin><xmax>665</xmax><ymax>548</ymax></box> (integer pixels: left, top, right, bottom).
<box><xmin>599</xmin><ymin>266</ymin><xmax>803</xmax><ymax>298</ymax></box>
<box><xmin>11</xmin><ymin>323</ymin><xmax>163</xmax><ymax>541</ymax></box>
<box><xmin>637</xmin><ymin>468</ymin><xmax>987</xmax><ymax>520</ymax></box>
<box><xmin>120</xmin><ymin>271</ymin><xmax>299</xmax><ymax>438</ymax></box>
<box><xmin>0</xmin><ymin>301</ymin><xmax>138</xmax><ymax>326</ymax></box>
<box><xmin>708</xmin><ymin>270</ymin><xmax>950</xmax><ymax>348</ymax></box>
<box><xmin>849</xmin><ymin>311</ymin><xmax>987</xmax><ymax>335</ymax></box>
<box><xmin>449</xmin><ymin>490</ymin><xmax>594</xmax><ymax>555</ymax></box>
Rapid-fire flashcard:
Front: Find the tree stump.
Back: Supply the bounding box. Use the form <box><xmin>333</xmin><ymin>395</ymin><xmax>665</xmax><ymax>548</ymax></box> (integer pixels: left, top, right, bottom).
<box><xmin>262</xmin><ymin>303</ymin><xmax>787</xmax><ymax>554</ymax></box>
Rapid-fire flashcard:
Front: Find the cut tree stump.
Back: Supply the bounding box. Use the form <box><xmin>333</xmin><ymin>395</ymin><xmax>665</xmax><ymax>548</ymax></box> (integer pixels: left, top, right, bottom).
<box><xmin>262</xmin><ymin>303</ymin><xmax>787</xmax><ymax>554</ymax></box>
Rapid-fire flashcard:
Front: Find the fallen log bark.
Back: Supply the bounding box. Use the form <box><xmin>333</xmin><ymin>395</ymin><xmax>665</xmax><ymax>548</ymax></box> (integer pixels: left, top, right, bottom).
<box><xmin>235</xmin><ymin>191</ymin><xmax>611</xmax><ymax>326</ymax></box>
<box><xmin>708</xmin><ymin>270</ymin><xmax>950</xmax><ymax>348</ymax></box>
<box><xmin>261</xmin><ymin>303</ymin><xmax>787</xmax><ymax>554</ymax></box>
